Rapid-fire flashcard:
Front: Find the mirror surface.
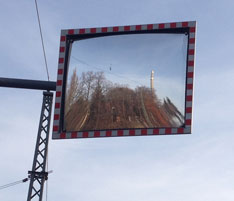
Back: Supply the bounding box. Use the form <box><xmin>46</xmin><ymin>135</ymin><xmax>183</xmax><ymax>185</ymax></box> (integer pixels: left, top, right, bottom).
<box><xmin>65</xmin><ymin>33</ymin><xmax>188</xmax><ymax>131</ymax></box>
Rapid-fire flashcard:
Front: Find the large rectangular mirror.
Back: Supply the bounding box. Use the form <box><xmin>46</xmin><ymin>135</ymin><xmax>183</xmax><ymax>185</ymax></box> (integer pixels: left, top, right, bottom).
<box><xmin>52</xmin><ymin>22</ymin><xmax>196</xmax><ymax>139</ymax></box>
<box><xmin>65</xmin><ymin>33</ymin><xmax>187</xmax><ymax>131</ymax></box>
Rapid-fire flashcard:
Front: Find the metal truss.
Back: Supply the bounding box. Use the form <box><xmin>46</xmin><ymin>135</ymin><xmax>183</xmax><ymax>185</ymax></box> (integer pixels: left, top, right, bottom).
<box><xmin>27</xmin><ymin>91</ymin><xmax>53</xmax><ymax>201</ymax></box>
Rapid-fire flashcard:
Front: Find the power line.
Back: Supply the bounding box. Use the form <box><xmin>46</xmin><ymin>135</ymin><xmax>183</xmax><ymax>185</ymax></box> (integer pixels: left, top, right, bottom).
<box><xmin>45</xmin><ymin>143</ymin><xmax>49</xmax><ymax>201</ymax></box>
<box><xmin>34</xmin><ymin>0</ymin><xmax>50</xmax><ymax>81</ymax></box>
<box><xmin>71</xmin><ymin>56</ymin><xmax>144</xmax><ymax>87</ymax></box>
<box><xmin>0</xmin><ymin>177</ymin><xmax>29</xmax><ymax>190</ymax></box>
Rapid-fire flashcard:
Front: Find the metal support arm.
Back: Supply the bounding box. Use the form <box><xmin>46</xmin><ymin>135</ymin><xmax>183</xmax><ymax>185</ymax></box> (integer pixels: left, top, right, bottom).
<box><xmin>0</xmin><ymin>77</ymin><xmax>56</xmax><ymax>91</ymax></box>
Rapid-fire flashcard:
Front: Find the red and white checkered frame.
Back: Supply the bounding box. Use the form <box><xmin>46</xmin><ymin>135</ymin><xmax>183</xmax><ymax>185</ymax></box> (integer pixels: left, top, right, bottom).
<box><xmin>52</xmin><ymin>21</ymin><xmax>196</xmax><ymax>140</ymax></box>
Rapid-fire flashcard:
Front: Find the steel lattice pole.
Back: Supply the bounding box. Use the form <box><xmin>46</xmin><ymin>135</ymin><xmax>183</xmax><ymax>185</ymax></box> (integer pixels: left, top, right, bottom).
<box><xmin>27</xmin><ymin>91</ymin><xmax>53</xmax><ymax>201</ymax></box>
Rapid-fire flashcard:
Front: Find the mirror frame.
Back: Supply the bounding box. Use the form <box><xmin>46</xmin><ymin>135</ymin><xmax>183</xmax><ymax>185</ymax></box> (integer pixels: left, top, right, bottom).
<box><xmin>52</xmin><ymin>21</ymin><xmax>196</xmax><ymax>140</ymax></box>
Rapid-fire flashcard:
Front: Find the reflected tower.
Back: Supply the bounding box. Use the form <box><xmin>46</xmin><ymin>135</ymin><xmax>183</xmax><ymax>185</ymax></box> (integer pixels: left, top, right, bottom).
<box><xmin>150</xmin><ymin>70</ymin><xmax>154</xmax><ymax>92</ymax></box>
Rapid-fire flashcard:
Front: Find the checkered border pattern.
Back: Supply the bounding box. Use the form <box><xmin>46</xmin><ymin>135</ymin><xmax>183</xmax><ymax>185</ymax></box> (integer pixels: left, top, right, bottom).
<box><xmin>52</xmin><ymin>21</ymin><xmax>196</xmax><ymax>140</ymax></box>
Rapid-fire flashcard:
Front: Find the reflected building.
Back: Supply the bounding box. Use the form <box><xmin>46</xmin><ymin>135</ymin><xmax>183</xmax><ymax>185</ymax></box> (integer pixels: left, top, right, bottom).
<box><xmin>150</xmin><ymin>70</ymin><xmax>154</xmax><ymax>92</ymax></box>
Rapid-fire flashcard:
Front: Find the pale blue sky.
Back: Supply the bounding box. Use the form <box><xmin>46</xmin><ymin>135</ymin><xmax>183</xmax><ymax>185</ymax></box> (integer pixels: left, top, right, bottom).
<box><xmin>0</xmin><ymin>0</ymin><xmax>234</xmax><ymax>201</ymax></box>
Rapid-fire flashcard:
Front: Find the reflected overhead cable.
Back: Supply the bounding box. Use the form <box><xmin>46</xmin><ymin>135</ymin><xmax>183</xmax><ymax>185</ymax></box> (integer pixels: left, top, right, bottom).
<box><xmin>71</xmin><ymin>56</ymin><xmax>143</xmax><ymax>87</ymax></box>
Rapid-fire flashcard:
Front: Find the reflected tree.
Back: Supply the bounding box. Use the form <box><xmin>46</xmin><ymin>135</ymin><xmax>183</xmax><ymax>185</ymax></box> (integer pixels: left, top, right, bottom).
<box><xmin>65</xmin><ymin>70</ymin><xmax>184</xmax><ymax>131</ymax></box>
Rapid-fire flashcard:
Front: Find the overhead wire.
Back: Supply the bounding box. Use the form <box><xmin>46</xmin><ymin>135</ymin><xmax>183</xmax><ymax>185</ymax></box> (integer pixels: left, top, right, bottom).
<box><xmin>45</xmin><ymin>144</ymin><xmax>49</xmax><ymax>201</ymax></box>
<box><xmin>0</xmin><ymin>177</ymin><xmax>29</xmax><ymax>191</ymax></box>
<box><xmin>1</xmin><ymin>0</ymin><xmax>52</xmax><ymax>198</ymax></box>
<box><xmin>71</xmin><ymin>56</ymin><xmax>144</xmax><ymax>87</ymax></box>
<box><xmin>34</xmin><ymin>0</ymin><xmax>50</xmax><ymax>81</ymax></box>
<box><xmin>34</xmin><ymin>1</ymin><xmax>50</xmax><ymax>200</ymax></box>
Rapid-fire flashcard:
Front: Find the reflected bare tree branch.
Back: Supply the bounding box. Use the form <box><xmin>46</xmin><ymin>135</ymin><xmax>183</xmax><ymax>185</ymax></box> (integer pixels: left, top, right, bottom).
<box><xmin>65</xmin><ymin>71</ymin><xmax>184</xmax><ymax>131</ymax></box>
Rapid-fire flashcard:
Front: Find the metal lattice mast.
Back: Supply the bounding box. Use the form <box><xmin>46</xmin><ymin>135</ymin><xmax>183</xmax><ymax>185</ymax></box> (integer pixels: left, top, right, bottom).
<box><xmin>27</xmin><ymin>91</ymin><xmax>53</xmax><ymax>201</ymax></box>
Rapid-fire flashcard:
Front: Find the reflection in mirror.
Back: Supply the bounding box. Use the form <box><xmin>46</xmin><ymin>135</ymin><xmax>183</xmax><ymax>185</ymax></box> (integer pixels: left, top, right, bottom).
<box><xmin>64</xmin><ymin>33</ymin><xmax>188</xmax><ymax>131</ymax></box>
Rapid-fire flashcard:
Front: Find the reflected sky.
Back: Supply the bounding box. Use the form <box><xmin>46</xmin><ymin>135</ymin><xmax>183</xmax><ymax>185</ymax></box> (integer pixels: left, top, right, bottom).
<box><xmin>68</xmin><ymin>33</ymin><xmax>188</xmax><ymax>114</ymax></box>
